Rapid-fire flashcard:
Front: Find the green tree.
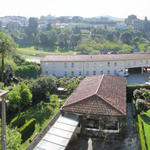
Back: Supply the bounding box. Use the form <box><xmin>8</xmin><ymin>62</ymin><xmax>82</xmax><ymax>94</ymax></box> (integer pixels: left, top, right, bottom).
<box><xmin>30</xmin><ymin>76</ymin><xmax>57</xmax><ymax>103</ymax></box>
<box><xmin>40</xmin><ymin>29</ymin><xmax>57</xmax><ymax>49</ymax></box>
<box><xmin>120</xmin><ymin>32</ymin><xmax>133</xmax><ymax>45</ymax></box>
<box><xmin>0</xmin><ymin>32</ymin><xmax>15</xmax><ymax>82</ymax></box>
<box><xmin>7</xmin><ymin>82</ymin><xmax>32</xmax><ymax>115</ymax></box>
<box><xmin>25</xmin><ymin>17</ymin><xmax>39</xmax><ymax>46</ymax></box>
<box><xmin>0</xmin><ymin>120</ymin><xmax>22</xmax><ymax>150</ymax></box>
<box><xmin>15</xmin><ymin>64</ymin><xmax>40</xmax><ymax>79</ymax></box>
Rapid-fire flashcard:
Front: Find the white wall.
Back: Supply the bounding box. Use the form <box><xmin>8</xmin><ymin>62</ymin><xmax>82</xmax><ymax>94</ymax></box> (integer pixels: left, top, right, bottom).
<box><xmin>41</xmin><ymin>59</ymin><xmax>150</xmax><ymax>77</ymax></box>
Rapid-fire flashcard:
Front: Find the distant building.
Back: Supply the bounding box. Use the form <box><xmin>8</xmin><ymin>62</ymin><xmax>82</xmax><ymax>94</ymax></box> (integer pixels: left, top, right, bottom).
<box><xmin>41</xmin><ymin>53</ymin><xmax>150</xmax><ymax>77</ymax></box>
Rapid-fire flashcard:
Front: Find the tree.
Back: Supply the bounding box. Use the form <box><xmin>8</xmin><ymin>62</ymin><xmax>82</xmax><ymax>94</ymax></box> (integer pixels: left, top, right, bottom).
<box><xmin>0</xmin><ymin>120</ymin><xmax>22</xmax><ymax>150</ymax></box>
<box><xmin>0</xmin><ymin>32</ymin><xmax>14</xmax><ymax>82</ymax></box>
<box><xmin>40</xmin><ymin>30</ymin><xmax>57</xmax><ymax>49</ymax></box>
<box><xmin>120</xmin><ymin>32</ymin><xmax>133</xmax><ymax>45</ymax></box>
<box><xmin>24</xmin><ymin>17</ymin><xmax>39</xmax><ymax>46</ymax></box>
<box><xmin>7</xmin><ymin>82</ymin><xmax>32</xmax><ymax>115</ymax></box>
<box><xmin>15</xmin><ymin>64</ymin><xmax>40</xmax><ymax>79</ymax></box>
<box><xmin>30</xmin><ymin>76</ymin><xmax>57</xmax><ymax>103</ymax></box>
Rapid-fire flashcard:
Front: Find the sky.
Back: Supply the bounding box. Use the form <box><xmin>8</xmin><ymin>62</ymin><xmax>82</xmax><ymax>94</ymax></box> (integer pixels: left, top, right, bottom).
<box><xmin>0</xmin><ymin>0</ymin><xmax>150</xmax><ymax>19</ymax></box>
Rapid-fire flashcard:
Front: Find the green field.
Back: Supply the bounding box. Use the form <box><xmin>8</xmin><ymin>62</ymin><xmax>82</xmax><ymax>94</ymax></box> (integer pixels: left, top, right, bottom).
<box><xmin>16</xmin><ymin>47</ymin><xmax>74</xmax><ymax>63</ymax></box>
<box><xmin>140</xmin><ymin>109</ymin><xmax>150</xmax><ymax>150</ymax></box>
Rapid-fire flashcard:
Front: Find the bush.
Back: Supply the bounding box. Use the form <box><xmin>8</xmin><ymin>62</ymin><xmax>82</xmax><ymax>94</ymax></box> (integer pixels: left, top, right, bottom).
<box><xmin>136</xmin><ymin>99</ymin><xmax>147</xmax><ymax>113</ymax></box>
<box><xmin>7</xmin><ymin>82</ymin><xmax>32</xmax><ymax>114</ymax></box>
<box><xmin>0</xmin><ymin>119</ymin><xmax>22</xmax><ymax>150</ymax></box>
<box><xmin>10</xmin><ymin>116</ymin><xmax>25</xmax><ymax>128</ymax></box>
<box><xmin>19</xmin><ymin>118</ymin><xmax>36</xmax><ymax>141</ymax></box>
<box><xmin>133</xmin><ymin>89</ymin><xmax>142</xmax><ymax>99</ymax></box>
<box><xmin>15</xmin><ymin>64</ymin><xmax>40</xmax><ymax>79</ymax></box>
<box><xmin>137</xmin><ymin>115</ymin><xmax>147</xmax><ymax>150</ymax></box>
<box><xmin>30</xmin><ymin>76</ymin><xmax>57</xmax><ymax>103</ymax></box>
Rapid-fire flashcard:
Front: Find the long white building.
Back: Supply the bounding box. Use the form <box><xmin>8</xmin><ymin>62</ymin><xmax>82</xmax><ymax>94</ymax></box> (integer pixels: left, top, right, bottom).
<box><xmin>40</xmin><ymin>53</ymin><xmax>150</xmax><ymax>77</ymax></box>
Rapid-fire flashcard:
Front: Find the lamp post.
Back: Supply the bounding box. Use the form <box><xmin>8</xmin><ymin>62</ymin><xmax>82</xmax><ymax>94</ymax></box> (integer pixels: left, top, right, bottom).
<box><xmin>0</xmin><ymin>90</ymin><xmax>9</xmax><ymax>150</ymax></box>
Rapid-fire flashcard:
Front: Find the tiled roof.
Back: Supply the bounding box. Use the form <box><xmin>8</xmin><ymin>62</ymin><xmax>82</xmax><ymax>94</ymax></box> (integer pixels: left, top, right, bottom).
<box><xmin>41</xmin><ymin>53</ymin><xmax>150</xmax><ymax>62</ymax></box>
<box><xmin>62</xmin><ymin>75</ymin><xmax>126</xmax><ymax>116</ymax></box>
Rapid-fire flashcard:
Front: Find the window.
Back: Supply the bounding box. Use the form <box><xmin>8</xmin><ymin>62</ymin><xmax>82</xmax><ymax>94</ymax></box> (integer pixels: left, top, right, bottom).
<box><xmin>71</xmin><ymin>71</ymin><xmax>74</xmax><ymax>76</ymax></box>
<box><xmin>100</xmin><ymin>71</ymin><xmax>103</xmax><ymax>74</ymax></box>
<box><xmin>86</xmin><ymin>63</ymin><xmax>89</xmax><ymax>68</ymax></box>
<box><xmin>114</xmin><ymin>62</ymin><xmax>117</xmax><ymax>67</ymax></box>
<box><xmin>86</xmin><ymin>119</ymin><xmax>99</xmax><ymax>129</ymax></box>
<box><xmin>64</xmin><ymin>71</ymin><xmax>67</xmax><ymax>76</ymax></box>
<box><xmin>52</xmin><ymin>72</ymin><xmax>56</xmax><ymax>76</ymax></box>
<box><xmin>114</xmin><ymin>70</ymin><xmax>117</xmax><ymax>74</ymax></box>
<box><xmin>146</xmin><ymin>60</ymin><xmax>148</xmax><ymax>64</ymax></box>
<box><xmin>64</xmin><ymin>62</ymin><xmax>67</xmax><ymax>68</ymax></box>
<box><xmin>93</xmin><ymin>71</ymin><xmax>96</xmax><ymax>75</ymax></box>
<box><xmin>94</xmin><ymin>62</ymin><xmax>96</xmax><ymax>68</ymax></box>
<box><xmin>107</xmin><ymin>62</ymin><xmax>110</xmax><ymax>67</ymax></box>
<box><xmin>103</xmin><ymin>121</ymin><xmax>118</xmax><ymax>130</ymax></box>
<box><xmin>71</xmin><ymin>62</ymin><xmax>75</xmax><ymax>68</ymax></box>
<box><xmin>107</xmin><ymin>70</ymin><xmax>110</xmax><ymax>74</ymax></box>
<box><xmin>133</xmin><ymin>61</ymin><xmax>136</xmax><ymax>65</ymax></box>
<box><xmin>78</xmin><ymin>63</ymin><xmax>82</xmax><ymax>68</ymax></box>
<box><xmin>79</xmin><ymin>71</ymin><xmax>82</xmax><ymax>76</ymax></box>
<box><xmin>45</xmin><ymin>71</ymin><xmax>48</xmax><ymax>75</ymax></box>
<box><xmin>86</xmin><ymin>71</ymin><xmax>89</xmax><ymax>76</ymax></box>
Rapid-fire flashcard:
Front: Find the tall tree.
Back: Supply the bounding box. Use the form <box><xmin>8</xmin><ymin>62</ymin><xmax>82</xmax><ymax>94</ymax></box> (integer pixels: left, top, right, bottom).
<box><xmin>0</xmin><ymin>32</ymin><xmax>14</xmax><ymax>82</ymax></box>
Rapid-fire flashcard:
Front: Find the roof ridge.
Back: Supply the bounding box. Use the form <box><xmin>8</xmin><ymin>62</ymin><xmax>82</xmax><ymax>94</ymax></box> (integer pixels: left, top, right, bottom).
<box><xmin>95</xmin><ymin>74</ymin><xmax>104</xmax><ymax>95</ymax></box>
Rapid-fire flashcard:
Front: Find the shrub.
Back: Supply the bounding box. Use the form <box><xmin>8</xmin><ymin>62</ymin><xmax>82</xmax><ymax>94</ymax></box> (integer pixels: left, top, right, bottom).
<box><xmin>137</xmin><ymin>115</ymin><xmax>147</xmax><ymax>150</ymax></box>
<box><xmin>0</xmin><ymin>119</ymin><xmax>22</xmax><ymax>150</ymax></box>
<box><xmin>133</xmin><ymin>89</ymin><xmax>142</xmax><ymax>99</ymax></box>
<box><xmin>19</xmin><ymin>118</ymin><xmax>36</xmax><ymax>141</ymax></box>
<box><xmin>7</xmin><ymin>82</ymin><xmax>32</xmax><ymax>114</ymax></box>
<box><xmin>10</xmin><ymin>116</ymin><xmax>25</xmax><ymax>128</ymax></box>
<box><xmin>15</xmin><ymin>64</ymin><xmax>40</xmax><ymax>79</ymax></box>
<box><xmin>30</xmin><ymin>76</ymin><xmax>57</xmax><ymax>103</ymax></box>
<box><xmin>136</xmin><ymin>99</ymin><xmax>147</xmax><ymax>113</ymax></box>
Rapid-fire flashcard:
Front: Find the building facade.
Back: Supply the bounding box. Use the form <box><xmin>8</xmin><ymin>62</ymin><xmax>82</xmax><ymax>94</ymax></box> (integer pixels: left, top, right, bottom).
<box><xmin>41</xmin><ymin>53</ymin><xmax>150</xmax><ymax>77</ymax></box>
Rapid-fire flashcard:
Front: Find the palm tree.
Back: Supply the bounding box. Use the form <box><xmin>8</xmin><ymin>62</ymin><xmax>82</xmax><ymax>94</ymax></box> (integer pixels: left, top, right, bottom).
<box><xmin>0</xmin><ymin>32</ymin><xmax>14</xmax><ymax>82</ymax></box>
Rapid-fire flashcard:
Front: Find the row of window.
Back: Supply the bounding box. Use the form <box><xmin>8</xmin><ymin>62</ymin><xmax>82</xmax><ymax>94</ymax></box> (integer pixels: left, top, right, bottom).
<box><xmin>63</xmin><ymin>70</ymin><xmax>117</xmax><ymax>76</ymax></box>
<box><xmin>64</xmin><ymin>62</ymin><xmax>117</xmax><ymax>68</ymax></box>
<box><xmin>63</xmin><ymin>60</ymin><xmax>149</xmax><ymax>68</ymax></box>
<box><xmin>45</xmin><ymin>70</ymin><xmax>119</xmax><ymax>76</ymax></box>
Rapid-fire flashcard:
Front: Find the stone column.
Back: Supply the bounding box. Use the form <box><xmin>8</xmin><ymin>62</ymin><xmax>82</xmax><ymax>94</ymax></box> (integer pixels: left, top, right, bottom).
<box><xmin>141</xmin><ymin>67</ymin><xmax>144</xmax><ymax>74</ymax></box>
<box><xmin>1</xmin><ymin>96</ymin><xmax>6</xmax><ymax>150</ymax></box>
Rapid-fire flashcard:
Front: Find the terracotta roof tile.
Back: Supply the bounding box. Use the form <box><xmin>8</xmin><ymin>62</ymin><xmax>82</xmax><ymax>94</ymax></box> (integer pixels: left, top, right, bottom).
<box><xmin>62</xmin><ymin>75</ymin><xmax>126</xmax><ymax>116</ymax></box>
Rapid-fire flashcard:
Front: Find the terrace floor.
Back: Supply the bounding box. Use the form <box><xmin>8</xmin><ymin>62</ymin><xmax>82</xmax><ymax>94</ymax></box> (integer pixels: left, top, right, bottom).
<box><xmin>126</xmin><ymin>73</ymin><xmax>150</xmax><ymax>85</ymax></box>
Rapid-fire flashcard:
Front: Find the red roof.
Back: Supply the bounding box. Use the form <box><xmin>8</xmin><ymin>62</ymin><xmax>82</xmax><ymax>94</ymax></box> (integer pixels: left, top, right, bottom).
<box><xmin>62</xmin><ymin>75</ymin><xmax>126</xmax><ymax>116</ymax></box>
<box><xmin>41</xmin><ymin>53</ymin><xmax>150</xmax><ymax>62</ymax></box>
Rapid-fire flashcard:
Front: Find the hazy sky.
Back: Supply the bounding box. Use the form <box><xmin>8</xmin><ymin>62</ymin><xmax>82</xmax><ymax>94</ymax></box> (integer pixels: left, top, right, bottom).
<box><xmin>0</xmin><ymin>0</ymin><xmax>150</xmax><ymax>19</ymax></box>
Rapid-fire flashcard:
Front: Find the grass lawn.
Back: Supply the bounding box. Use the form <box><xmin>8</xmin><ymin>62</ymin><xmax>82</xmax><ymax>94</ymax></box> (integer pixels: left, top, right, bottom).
<box><xmin>16</xmin><ymin>47</ymin><xmax>74</xmax><ymax>63</ymax></box>
<box><xmin>140</xmin><ymin>109</ymin><xmax>150</xmax><ymax>150</ymax></box>
<box><xmin>10</xmin><ymin>94</ymin><xmax>67</xmax><ymax>150</ymax></box>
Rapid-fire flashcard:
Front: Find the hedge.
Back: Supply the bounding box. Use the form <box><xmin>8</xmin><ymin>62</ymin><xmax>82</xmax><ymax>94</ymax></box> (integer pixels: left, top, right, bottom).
<box><xmin>137</xmin><ymin>115</ymin><xmax>147</xmax><ymax>150</ymax></box>
<box><xmin>20</xmin><ymin>118</ymin><xmax>36</xmax><ymax>141</ymax></box>
<box><xmin>127</xmin><ymin>84</ymin><xmax>150</xmax><ymax>102</ymax></box>
<box><xmin>10</xmin><ymin>116</ymin><xmax>25</xmax><ymax>128</ymax></box>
